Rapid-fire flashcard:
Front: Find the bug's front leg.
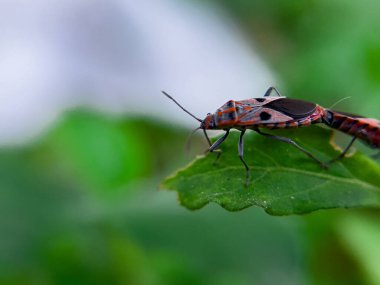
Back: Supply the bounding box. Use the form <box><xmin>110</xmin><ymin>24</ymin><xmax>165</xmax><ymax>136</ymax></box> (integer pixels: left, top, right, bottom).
<box><xmin>238</xmin><ymin>129</ymin><xmax>250</xmax><ymax>186</ymax></box>
<box><xmin>254</xmin><ymin>129</ymin><xmax>328</xmax><ymax>168</ymax></box>
<box><xmin>203</xmin><ymin>129</ymin><xmax>212</xmax><ymax>147</ymax></box>
<box><xmin>208</xmin><ymin>129</ymin><xmax>230</xmax><ymax>163</ymax></box>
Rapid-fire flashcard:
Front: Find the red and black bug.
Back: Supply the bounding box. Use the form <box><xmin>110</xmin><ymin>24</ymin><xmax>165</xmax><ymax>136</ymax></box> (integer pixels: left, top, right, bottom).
<box><xmin>163</xmin><ymin>87</ymin><xmax>380</xmax><ymax>184</ymax></box>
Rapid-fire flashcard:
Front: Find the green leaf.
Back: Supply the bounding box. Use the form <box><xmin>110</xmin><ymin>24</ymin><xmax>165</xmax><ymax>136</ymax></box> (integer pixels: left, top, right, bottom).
<box><xmin>161</xmin><ymin>126</ymin><xmax>380</xmax><ymax>215</ymax></box>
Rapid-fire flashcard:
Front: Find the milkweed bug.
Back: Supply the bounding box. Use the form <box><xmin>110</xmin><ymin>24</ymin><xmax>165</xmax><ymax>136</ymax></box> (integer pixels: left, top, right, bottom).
<box><xmin>163</xmin><ymin>88</ymin><xmax>380</xmax><ymax>185</ymax></box>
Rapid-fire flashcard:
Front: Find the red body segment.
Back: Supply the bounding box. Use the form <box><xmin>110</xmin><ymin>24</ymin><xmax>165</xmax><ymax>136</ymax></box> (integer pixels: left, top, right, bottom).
<box><xmin>323</xmin><ymin>110</ymin><xmax>380</xmax><ymax>148</ymax></box>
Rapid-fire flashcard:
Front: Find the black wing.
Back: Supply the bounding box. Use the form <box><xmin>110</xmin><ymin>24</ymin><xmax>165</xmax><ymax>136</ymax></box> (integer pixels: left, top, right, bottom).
<box><xmin>264</xmin><ymin>98</ymin><xmax>317</xmax><ymax>119</ymax></box>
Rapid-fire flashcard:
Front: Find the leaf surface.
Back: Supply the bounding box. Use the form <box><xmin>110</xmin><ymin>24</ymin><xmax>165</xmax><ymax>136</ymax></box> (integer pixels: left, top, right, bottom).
<box><xmin>161</xmin><ymin>127</ymin><xmax>380</xmax><ymax>215</ymax></box>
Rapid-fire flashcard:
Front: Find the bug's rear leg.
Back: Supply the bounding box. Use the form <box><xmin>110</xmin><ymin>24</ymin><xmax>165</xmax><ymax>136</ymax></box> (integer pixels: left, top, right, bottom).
<box><xmin>238</xmin><ymin>129</ymin><xmax>250</xmax><ymax>186</ymax></box>
<box><xmin>327</xmin><ymin>136</ymin><xmax>357</xmax><ymax>165</ymax></box>
<box><xmin>208</xmin><ymin>129</ymin><xmax>230</xmax><ymax>164</ymax></box>
<box><xmin>254</xmin><ymin>129</ymin><xmax>328</xmax><ymax>168</ymax></box>
<box><xmin>264</xmin><ymin>86</ymin><xmax>282</xmax><ymax>97</ymax></box>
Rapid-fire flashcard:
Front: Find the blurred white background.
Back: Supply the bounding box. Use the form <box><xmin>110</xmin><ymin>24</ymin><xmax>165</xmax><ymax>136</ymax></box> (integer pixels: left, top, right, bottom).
<box><xmin>0</xmin><ymin>0</ymin><xmax>273</xmax><ymax>144</ymax></box>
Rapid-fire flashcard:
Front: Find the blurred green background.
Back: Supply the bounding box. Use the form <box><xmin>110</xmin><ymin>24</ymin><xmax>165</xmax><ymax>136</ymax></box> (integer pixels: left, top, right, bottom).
<box><xmin>2</xmin><ymin>1</ymin><xmax>380</xmax><ymax>285</ymax></box>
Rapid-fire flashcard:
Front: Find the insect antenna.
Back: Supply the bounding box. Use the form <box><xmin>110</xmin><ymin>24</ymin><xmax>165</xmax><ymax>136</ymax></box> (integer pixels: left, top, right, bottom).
<box><xmin>329</xmin><ymin>96</ymin><xmax>352</xmax><ymax>109</ymax></box>
<box><xmin>185</xmin><ymin>127</ymin><xmax>202</xmax><ymax>155</ymax></box>
<box><xmin>162</xmin><ymin>91</ymin><xmax>202</xmax><ymax>122</ymax></box>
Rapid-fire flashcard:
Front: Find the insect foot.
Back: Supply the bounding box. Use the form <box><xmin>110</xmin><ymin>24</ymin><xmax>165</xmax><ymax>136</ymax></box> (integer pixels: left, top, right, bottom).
<box><xmin>210</xmin><ymin>149</ymin><xmax>222</xmax><ymax>165</ymax></box>
<box><xmin>320</xmin><ymin>162</ymin><xmax>329</xmax><ymax>169</ymax></box>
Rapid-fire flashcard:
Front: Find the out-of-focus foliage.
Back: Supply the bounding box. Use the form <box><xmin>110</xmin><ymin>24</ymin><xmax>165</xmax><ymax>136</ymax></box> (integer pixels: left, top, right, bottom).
<box><xmin>338</xmin><ymin>213</ymin><xmax>380</xmax><ymax>285</ymax></box>
<box><xmin>0</xmin><ymin>109</ymin><xmax>324</xmax><ymax>285</ymax></box>
<box><xmin>162</xmin><ymin>127</ymin><xmax>380</xmax><ymax>215</ymax></box>
<box><xmin>0</xmin><ymin>110</ymin><xmax>194</xmax><ymax>285</ymax></box>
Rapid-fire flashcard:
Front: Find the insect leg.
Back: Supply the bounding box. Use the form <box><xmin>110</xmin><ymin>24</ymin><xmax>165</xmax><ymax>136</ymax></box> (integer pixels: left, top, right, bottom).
<box><xmin>327</xmin><ymin>136</ymin><xmax>357</xmax><ymax>164</ymax></box>
<box><xmin>209</xmin><ymin>129</ymin><xmax>230</xmax><ymax>151</ymax></box>
<box><xmin>238</xmin><ymin>129</ymin><xmax>250</xmax><ymax>185</ymax></box>
<box><xmin>203</xmin><ymin>129</ymin><xmax>212</xmax><ymax>147</ymax></box>
<box><xmin>254</xmin><ymin>129</ymin><xmax>327</xmax><ymax>168</ymax></box>
<box><xmin>209</xmin><ymin>129</ymin><xmax>230</xmax><ymax>163</ymax></box>
<box><xmin>264</xmin><ymin>86</ymin><xmax>282</xmax><ymax>97</ymax></box>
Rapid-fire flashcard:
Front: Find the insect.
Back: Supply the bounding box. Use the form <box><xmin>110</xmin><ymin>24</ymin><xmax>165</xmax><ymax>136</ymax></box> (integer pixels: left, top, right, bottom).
<box><xmin>163</xmin><ymin>87</ymin><xmax>380</xmax><ymax>185</ymax></box>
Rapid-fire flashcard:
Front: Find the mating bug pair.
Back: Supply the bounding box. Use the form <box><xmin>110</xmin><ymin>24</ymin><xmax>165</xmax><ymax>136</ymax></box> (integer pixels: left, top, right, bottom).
<box><xmin>163</xmin><ymin>87</ymin><xmax>380</xmax><ymax>185</ymax></box>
